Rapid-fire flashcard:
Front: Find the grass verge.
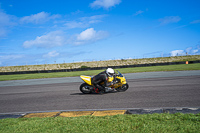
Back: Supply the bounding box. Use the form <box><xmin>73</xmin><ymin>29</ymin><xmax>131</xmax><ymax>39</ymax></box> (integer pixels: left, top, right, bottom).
<box><xmin>0</xmin><ymin>63</ymin><xmax>200</xmax><ymax>81</ymax></box>
<box><xmin>0</xmin><ymin>113</ymin><xmax>200</xmax><ymax>132</ymax></box>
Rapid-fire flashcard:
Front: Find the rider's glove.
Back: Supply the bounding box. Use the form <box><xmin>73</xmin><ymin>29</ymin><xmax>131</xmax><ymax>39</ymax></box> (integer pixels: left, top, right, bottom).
<box><xmin>113</xmin><ymin>80</ymin><xmax>117</xmax><ymax>84</ymax></box>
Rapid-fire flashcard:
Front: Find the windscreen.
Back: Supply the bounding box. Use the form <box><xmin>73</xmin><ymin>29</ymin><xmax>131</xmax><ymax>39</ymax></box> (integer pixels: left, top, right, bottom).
<box><xmin>117</xmin><ymin>70</ymin><xmax>123</xmax><ymax>77</ymax></box>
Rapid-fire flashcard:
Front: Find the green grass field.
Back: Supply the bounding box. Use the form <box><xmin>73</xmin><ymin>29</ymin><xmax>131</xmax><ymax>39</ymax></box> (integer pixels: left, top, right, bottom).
<box><xmin>0</xmin><ymin>113</ymin><xmax>199</xmax><ymax>132</ymax></box>
<box><xmin>0</xmin><ymin>63</ymin><xmax>200</xmax><ymax>81</ymax></box>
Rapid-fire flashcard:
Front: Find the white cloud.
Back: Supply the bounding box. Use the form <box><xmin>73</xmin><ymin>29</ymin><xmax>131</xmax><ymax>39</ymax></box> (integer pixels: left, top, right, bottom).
<box><xmin>190</xmin><ymin>20</ymin><xmax>200</xmax><ymax>24</ymax></box>
<box><xmin>0</xmin><ymin>54</ymin><xmax>25</xmax><ymax>66</ymax></box>
<box><xmin>0</xmin><ymin>11</ymin><xmax>61</xmax><ymax>38</ymax></box>
<box><xmin>192</xmin><ymin>49</ymin><xmax>198</xmax><ymax>53</ymax></box>
<box><xmin>185</xmin><ymin>47</ymin><xmax>192</xmax><ymax>54</ymax></box>
<box><xmin>0</xmin><ymin>11</ymin><xmax>16</xmax><ymax>38</ymax></box>
<box><xmin>170</xmin><ymin>46</ymin><xmax>200</xmax><ymax>56</ymax></box>
<box><xmin>185</xmin><ymin>46</ymin><xmax>200</xmax><ymax>55</ymax></box>
<box><xmin>0</xmin><ymin>12</ymin><xmax>13</xmax><ymax>25</ymax></box>
<box><xmin>159</xmin><ymin>16</ymin><xmax>181</xmax><ymax>25</ymax></box>
<box><xmin>133</xmin><ymin>10</ymin><xmax>144</xmax><ymax>16</ymax></box>
<box><xmin>0</xmin><ymin>54</ymin><xmax>24</xmax><ymax>61</ymax></box>
<box><xmin>65</xmin><ymin>15</ymin><xmax>107</xmax><ymax>29</ymax></box>
<box><xmin>81</xmin><ymin>15</ymin><xmax>106</xmax><ymax>23</ymax></box>
<box><xmin>23</xmin><ymin>28</ymin><xmax>109</xmax><ymax>48</ymax></box>
<box><xmin>43</xmin><ymin>51</ymin><xmax>59</xmax><ymax>58</ymax></box>
<box><xmin>77</xmin><ymin>28</ymin><xmax>97</xmax><ymax>41</ymax></box>
<box><xmin>74</xmin><ymin>28</ymin><xmax>109</xmax><ymax>45</ymax></box>
<box><xmin>20</xmin><ymin>12</ymin><xmax>60</xmax><ymax>24</ymax></box>
<box><xmin>90</xmin><ymin>0</ymin><xmax>121</xmax><ymax>9</ymax></box>
<box><xmin>71</xmin><ymin>10</ymin><xmax>83</xmax><ymax>15</ymax></box>
<box><xmin>65</xmin><ymin>21</ymin><xmax>86</xmax><ymax>29</ymax></box>
<box><xmin>0</xmin><ymin>28</ymin><xmax>7</xmax><ymax>37</ymax></box>
<box><xmin>170</xmin><ymin>50</ymin><xmax>185</xmax><ymax>56</ymax></box>
<box><xmin>23</xmin><ymin>31</ymin><xmax>66</xmax><ymax>48</ymax></box>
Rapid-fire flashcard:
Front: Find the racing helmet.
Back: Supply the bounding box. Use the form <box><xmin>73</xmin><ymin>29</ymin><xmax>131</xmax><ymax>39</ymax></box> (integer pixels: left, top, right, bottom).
<box><xmin>106</xmin><ymin>68</ymin><xmax>114</xmax><ymax>77</ymax></box>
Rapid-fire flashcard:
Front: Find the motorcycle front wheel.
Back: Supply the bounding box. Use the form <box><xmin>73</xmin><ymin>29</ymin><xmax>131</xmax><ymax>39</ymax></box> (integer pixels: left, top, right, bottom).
<box><xmin>80</xmin><ymin>83</ymin><xmax>92</xmax><ymax>94</ymax></box>
<box><xmin>116</xmin><ymin>83</ymin><xmax>129</xmax><ymax>92</ymax></box>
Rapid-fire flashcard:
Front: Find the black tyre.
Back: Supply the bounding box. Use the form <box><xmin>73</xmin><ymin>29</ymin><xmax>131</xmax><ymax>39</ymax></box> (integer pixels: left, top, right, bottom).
<box><xmin>80</xmin><ymin>83</ymin><xmax>92</xmax><ymax>94</ymax></box>
<box><xmin>116</xmin><ymin>83</ymin><xmax>129</xmax><ymax>92</ymax></box>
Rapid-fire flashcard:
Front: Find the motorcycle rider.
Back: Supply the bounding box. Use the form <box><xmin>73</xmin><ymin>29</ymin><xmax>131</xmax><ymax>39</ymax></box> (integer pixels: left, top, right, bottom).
<box><xmin>91</xmin><ymin>68</ymin><xmax>115</xmax><ymax>93</ymax></box>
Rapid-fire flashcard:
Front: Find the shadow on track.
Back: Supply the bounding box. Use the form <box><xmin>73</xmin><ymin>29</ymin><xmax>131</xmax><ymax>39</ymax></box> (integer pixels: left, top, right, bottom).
<box><xmin>70</xmin><ymin>91</ymin><xmax>118</xmax><ymax>95</ymax></box>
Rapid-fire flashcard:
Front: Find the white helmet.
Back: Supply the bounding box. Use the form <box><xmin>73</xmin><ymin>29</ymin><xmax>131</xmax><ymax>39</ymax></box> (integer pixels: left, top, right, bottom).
<box><xmin>106</xmin><ymin>68</ymin><xmax>114</xmax><ymax>77</ymax></box>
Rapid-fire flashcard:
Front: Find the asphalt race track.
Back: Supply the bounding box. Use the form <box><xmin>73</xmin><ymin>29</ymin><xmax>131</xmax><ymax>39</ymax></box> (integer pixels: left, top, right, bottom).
<box><xmin>0</xmin><ymin>71</ymin><xmax>200</xmax><ymax>114</ymax></box>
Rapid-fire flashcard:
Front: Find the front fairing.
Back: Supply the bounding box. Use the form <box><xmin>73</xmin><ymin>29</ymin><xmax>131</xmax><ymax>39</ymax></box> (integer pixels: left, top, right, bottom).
<box><xmin>112</xmin><ymin>71</ymin><xmax>127</xmax><ymax>88</ymax></box>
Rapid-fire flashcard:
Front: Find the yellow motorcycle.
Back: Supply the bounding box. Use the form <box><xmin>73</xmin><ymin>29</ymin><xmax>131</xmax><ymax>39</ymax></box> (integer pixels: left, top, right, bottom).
<box><xmin>80</xmin><ymin>70</ymin><xmax>129</xmax><ymax>94</ymax></box>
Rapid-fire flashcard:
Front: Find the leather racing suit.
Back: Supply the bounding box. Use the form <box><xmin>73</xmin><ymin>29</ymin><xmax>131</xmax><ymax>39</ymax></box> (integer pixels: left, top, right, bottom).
<box><xmin>91</xmin><ymin>71</ymin><xmax>114</xmax><ymax>92</ymax></box>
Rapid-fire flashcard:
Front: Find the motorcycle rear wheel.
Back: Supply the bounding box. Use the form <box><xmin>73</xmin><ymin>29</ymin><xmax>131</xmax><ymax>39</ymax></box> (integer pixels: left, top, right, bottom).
<box><xmin>80</xmin><ymin>83</ymin><xmax>92</xmax><ymax>94</ymax></box>
<box><xmin>116</xmin><ymin>83</ymin><xmax>129</xmax><ymax>92</ymax></box>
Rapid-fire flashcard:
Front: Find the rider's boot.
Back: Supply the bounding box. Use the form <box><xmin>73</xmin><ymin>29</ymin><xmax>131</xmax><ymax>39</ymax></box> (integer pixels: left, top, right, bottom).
<box><xmin>98</xmin><ymin>86</ymin><xmax>105</xmax><ymax>94</ymax></box>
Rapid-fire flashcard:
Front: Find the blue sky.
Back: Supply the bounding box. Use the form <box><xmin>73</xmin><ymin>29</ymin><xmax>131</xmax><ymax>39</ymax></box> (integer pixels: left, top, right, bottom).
<box><xmin>0</xmin><ymin>0</ymin><xmax>200</xmax><ymax>66</ymax></box>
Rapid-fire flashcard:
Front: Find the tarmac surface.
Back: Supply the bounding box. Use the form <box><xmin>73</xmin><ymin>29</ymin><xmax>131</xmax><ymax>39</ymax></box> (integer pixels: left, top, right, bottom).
<box><xmin>0</xmin><ymin>70</ymin><xmax>200</xmax><ymax>119</ymax></box>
